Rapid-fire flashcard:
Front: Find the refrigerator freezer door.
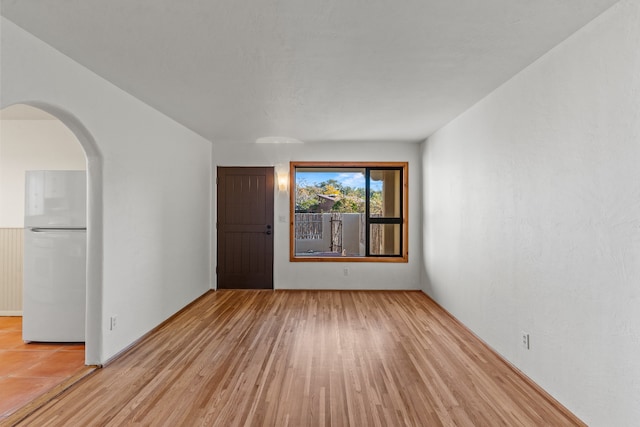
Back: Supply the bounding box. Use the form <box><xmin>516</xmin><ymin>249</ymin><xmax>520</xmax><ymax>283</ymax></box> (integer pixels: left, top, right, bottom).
<box><xmin>25</xmin><ymin>170</ymin><xmax>87</xmax><ymax>228</ymax></box>
<box><xmin>23</xmin><ymin>229</ymin><xmax>86</xmax><ymax>342</ymax></box>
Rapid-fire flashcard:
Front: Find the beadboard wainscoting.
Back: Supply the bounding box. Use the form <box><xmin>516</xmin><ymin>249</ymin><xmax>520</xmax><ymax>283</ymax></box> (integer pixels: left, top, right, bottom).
<box><xmin>0</xmin><ymin>228</ymin><xmax>23</xmax><ymax>315</ymax></box>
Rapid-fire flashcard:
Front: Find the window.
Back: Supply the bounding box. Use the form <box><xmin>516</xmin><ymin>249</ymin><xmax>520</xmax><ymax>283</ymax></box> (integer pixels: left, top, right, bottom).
<box><xmin>290</xmin><ymin>162</ymin><xmax>408</xmax><ymax>262</ymax></box>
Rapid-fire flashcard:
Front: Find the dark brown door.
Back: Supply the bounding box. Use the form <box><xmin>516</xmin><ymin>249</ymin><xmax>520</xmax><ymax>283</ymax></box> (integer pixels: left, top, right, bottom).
<box><xmin>217</xmin><ymin>167</ymin><xmax>274</xmax><ymax>289</ymax></box>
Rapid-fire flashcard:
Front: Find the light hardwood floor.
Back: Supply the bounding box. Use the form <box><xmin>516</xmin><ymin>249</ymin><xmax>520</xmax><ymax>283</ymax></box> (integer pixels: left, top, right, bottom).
<box><xmin>12</xmin><ymin>291</ymin><xmax>584</xmax><ymax>426</ymax></box>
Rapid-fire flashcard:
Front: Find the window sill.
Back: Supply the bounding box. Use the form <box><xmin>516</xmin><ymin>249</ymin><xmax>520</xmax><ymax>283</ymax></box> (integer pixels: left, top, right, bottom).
<box><xmin>290</xmin><ymin>255</ymin><xmax>408</xmax><ymax>263</ymax></box>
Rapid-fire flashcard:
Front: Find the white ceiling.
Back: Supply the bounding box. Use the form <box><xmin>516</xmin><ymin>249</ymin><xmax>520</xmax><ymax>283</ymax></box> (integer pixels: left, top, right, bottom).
<box><xmin>0</xmin><ymin>0</ymin><xmax>619</xmax><ymax>144</ymax></box>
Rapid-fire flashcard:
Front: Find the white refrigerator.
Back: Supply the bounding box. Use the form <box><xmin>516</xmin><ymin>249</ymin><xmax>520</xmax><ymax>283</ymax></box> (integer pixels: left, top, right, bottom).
<box><xmin>23</xmin><ymin>170</ymin><xmax>87</xmax><ymax>342</ymax></box>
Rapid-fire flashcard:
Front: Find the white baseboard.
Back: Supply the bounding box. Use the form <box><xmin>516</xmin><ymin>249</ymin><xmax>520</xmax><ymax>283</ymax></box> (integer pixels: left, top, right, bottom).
<box><xmin>0</xmin><ymin>311</ymin><xmax>22</xmax><ymax>316</ymax></box>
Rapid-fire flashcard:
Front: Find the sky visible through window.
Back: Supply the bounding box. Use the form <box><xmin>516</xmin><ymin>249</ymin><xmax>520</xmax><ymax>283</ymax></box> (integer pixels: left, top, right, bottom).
<box><xmin>296</xmin><ymin>171</ymin><xmax>382</xmax><ymax>191</ymax></box>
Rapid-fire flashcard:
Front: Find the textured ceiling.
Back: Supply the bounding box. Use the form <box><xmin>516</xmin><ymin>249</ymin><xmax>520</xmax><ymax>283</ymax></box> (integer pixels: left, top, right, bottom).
<box><xmin>1</xmin><ymin>0</ymin><xmax>619</xmax><ymax>144</ymax></box>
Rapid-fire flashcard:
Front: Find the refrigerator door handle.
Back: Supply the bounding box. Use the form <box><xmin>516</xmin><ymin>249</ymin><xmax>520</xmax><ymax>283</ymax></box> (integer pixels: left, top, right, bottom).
<box><xmin>31</xmin><ymin>227</ymin><xmax>87</xmax><ymax>232</ymax></box>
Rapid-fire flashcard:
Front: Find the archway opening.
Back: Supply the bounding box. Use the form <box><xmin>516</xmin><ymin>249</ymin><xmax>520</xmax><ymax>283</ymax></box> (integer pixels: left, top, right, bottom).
<box><xmin>0</xmin><ymin>103</ymin><xmax>102</xmax><ymax>367</ymax></box>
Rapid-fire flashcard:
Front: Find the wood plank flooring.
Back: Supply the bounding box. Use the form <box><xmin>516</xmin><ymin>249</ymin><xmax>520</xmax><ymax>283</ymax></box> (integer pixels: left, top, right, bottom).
<box><xmin>13</xmin><ymin>291</ymin><xmax>584</xmax><ymax>426</ymax></box>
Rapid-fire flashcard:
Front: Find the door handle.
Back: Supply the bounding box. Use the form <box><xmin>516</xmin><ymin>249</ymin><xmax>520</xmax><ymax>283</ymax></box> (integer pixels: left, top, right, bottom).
<box><xmin>266</xmin><ymin>225</ymin><xmax>272</xmax><ymax>235</ymax></box>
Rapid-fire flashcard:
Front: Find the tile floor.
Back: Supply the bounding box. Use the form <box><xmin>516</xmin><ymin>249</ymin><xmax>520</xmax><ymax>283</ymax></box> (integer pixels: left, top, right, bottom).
<box><xmin>0</xmin><ymin>317</ymin><xmax>86</xmax><ymax>421</ymax></box>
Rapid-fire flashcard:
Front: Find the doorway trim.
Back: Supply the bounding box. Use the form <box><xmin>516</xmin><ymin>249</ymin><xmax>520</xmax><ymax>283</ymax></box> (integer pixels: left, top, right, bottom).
<box><xmin>3</xmin><ymin>102</ymin><xmax>103</xmax><ymax>365</ymax></box>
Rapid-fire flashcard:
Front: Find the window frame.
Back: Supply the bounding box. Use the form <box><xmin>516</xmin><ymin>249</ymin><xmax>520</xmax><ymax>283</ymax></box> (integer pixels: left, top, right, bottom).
<box><xmin>289</xmin><ymin>161</ymin><xmax>408</xmax><ymax>263</ymax></box>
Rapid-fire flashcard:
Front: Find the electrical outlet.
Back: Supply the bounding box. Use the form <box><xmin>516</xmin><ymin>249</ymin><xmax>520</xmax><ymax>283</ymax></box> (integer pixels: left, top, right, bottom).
<box><xmin>343</xmin><ymin>267</ymin><xmax>349</xmax><ymax>276</ymax></box>
<box><xmin>521</xmin><ymin>332</ymin><xmax>530</xmax><ymax>350</ymax></box>
<box><xmin>110</xmin><ymin>315</ymin><xmax>118</xmax><ymax>331</ymax></box>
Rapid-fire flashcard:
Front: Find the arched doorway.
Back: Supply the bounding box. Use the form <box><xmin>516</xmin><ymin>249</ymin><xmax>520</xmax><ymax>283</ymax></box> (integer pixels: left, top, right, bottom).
<box><xmin>0</xmin><ymin>103</ymin><xmax>102</xmax><ymax>365</ymax></box>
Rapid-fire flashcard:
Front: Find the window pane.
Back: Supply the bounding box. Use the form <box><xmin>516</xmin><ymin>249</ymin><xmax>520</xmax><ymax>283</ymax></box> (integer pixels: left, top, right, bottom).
<box><xmin>369</xmin><ymin>224</ymin><xmax>401</xmax><ymax>255</ymax></box>
<box><xmin>369</xmin><ymin>169</ymin><xmax>401</xmax><ymax>218</ymax></box>
<box><xmin>296</xmin><ymin>168</ymin><xmax>365</xmax><ymax>214</ymax></box>
<box><xmin>294</xmin><ymin>168</ymin><xmax>366</xmax><ymax>257</ymax></box>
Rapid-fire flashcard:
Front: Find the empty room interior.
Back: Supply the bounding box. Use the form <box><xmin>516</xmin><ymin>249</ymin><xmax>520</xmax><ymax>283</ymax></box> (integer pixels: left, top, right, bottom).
<box><xmin>1</xmin><ymin>0</ymin><xmax>639</xmax><ymax>425</ymax></box>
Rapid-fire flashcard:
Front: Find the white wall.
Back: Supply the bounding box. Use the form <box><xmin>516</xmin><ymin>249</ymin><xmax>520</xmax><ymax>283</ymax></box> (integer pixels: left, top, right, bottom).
<box><xmin>214</xmin><ymin>141</ymin><xmax>422</xmax><ymax>290</ymax></box>
<box><xmin>0</xmin><ymin>118</ymin><xmax>86</xmax><ymax>227</ymax></box>
<box><xmin>1</xmin><ymin>17</ymin><xmax>212</xmax><ymax>364</ymax></box>
<box><xmin>422</xmin><ymin>1</ymin><xmax>640</xmax><ymax>425</ymax></box>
